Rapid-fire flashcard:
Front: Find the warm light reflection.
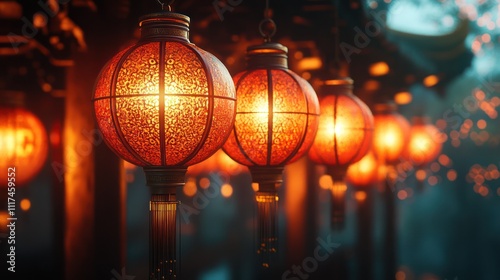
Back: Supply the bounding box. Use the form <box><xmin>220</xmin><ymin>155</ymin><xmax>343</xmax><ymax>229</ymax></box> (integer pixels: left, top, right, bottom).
<box><xmin>369</xmin><ymin>61</ymin><xmax>390</xmax><ymax>76</ymax></box>
<box><xmin>0</xmin><ymin>107</ymin><xmax>48</xmax><ymax>186</ymax></box>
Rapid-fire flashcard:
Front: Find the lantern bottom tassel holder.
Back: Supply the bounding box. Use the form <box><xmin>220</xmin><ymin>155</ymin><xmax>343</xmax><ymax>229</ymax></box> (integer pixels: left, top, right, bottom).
<box><xmin>327</xmin><ymin>166</ymin><xmax>348</xmax><ymax>230</ymax></box>
<box><xmin>144</xmin><ymin>167</ymin><xmax>187</xmax><ymax>280</ymax></box>
<box><xmin>250</xmin><ymin>166</ymin><xmax>284</xmax><ymax>275</ymax></box>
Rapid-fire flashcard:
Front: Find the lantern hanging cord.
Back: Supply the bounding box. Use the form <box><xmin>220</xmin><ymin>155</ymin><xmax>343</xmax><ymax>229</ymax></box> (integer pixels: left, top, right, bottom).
<box><xmin>332</xmin><ymin>0</ymin><xmax>341</xmax><ymax>72</ymax></box>
<box><xmin>259</xmin><ymin>0</ymin><xmax>277</xmax><ymax>42</ymax></box>
<box><xmin>156</xmin><ymin>0</ymin><xmax>175</xmax><ymax>11</ymax></box>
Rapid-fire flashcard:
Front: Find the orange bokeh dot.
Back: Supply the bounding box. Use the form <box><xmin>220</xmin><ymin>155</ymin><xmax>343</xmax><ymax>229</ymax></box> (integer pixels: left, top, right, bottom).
<box><xmin>199</xmin><ymin>177</ymin><xmax>210</xmax><ymax>189</ymax></box>
<box><xmin>183</xmin><ymin>178</ymin><xmax>197</xmax><ymax>197</ymax></box>
<box><xmin>416</xmin><ymin>169</ymin><xmax>427</xmax><ymax>181</ymax></box>
<box><xmin>20</xmin><ymin>198</ymin><xmax>31</xmax><ymax>211</ymax></box>
<box><xmin>220</xmin><ymin>183</ymin><xmax>233</xmax><ymax>198</ymax></box>
<box><xmin>477</xmin><ymin>119</ymin><xmax>487</xmax><ymax>129</ymax></box>
<box><xmin>319</xmin><ymin>174</ymin><xmax>333</xmax><ymax>190</ymax></box>
<box><xmin>447</xmin><ymin>170</ymin><xmax>457</xmax><ymax>181</ymax></box>
<box><xmin>428</xmin><ymin>176</ymin><xmax>438</xmax><ymax>186</ymax></box>
<box><xmin>397</xmin><ymin>190</ymin><xmax>408</xmax><ymax>200</ymax></box>
<box><xmin>354</xmin><ymin>191</ymin><xmax>367</xmax><ymax>202</ymax></box>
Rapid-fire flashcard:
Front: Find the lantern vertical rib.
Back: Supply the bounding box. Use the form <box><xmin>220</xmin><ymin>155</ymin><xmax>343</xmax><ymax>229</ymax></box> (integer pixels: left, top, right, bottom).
<box><xmin>266</xmin><ymin>69</ymin><xmax>274</xmax><ymax>166</ymax></box>
<box><xmin>159</xmin><ymin>41</ymin><xmax>166</xmax><ymax>165</ymax></box>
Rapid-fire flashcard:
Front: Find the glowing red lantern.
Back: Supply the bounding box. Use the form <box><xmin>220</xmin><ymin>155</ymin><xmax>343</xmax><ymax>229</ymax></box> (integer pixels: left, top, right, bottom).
<box><xmin>405</xmin><ymin>117</ymin><xmax>443</xmax><ymax>169</ymax></box>
<box><xmin>372</xmin><ymin>102</ymin><xmax>410</xmax><ymax>165</ymax></box>
<box><xmin>0</xmin><ymin>91</ymin><xmax>48</xmax><ymax>187</ymax></box>
<box><xmin>308</xmin><ymin>78</ymin><xmax>374</xmax><ymax>228</ymax></box>
<box><xmin>93</xmin><ymin>11</ymin><xmax>236</xmax><ymax>279</ymax></box>
<box><xmin>222</xmin><ymin>42</ymin><xmax>320</xmax><ymax>269</ymax></box>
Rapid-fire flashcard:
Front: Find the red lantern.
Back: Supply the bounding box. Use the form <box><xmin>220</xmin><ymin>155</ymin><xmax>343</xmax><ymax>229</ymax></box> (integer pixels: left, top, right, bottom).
<box><xmin>93</xmin><ymin>12</ymin><xmax>236</xmax><ymax>279</ymax></box>
<box><xmin>0</xmin><ymin>91</ymin><xmax>48</xmax><ymax>187</ymax></box>
<box><xmin>222</xmin><ymin>42</ymin><xmax>320</xmax><ymax>269</ymax></box>
<box><xmin>308</xmin><ymin>78</ymin><xmax>374</xmax><ymax>228</ymax></box>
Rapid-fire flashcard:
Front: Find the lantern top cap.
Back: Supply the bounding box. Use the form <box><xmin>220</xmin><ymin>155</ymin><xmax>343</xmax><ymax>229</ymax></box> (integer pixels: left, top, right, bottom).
<box><xmin>322</xmin><ymin>77</ymin><xmax>354</xmax><ymax>90</ymax></box>
<box><xmin>373</xmin><ymin>101</ymin><xmax>397</xmax><ymax>114</ymax></box>
<box><xmin>139</xmin><ymin>12</ymin><xmax>191</xmax><ymax>41</ymax></box>
<box><xmin>0</xmin><ymin>90</ymin><xmax>25</xmax><ymax>107</ymax></box>
<box><xmin>247</xmin><ymin>42</ymin><xmax>288</xmax><ymax>54</ymax></box>
<box><xmin>139</xmin><ymin>12</ymin><xmax>190</xmax><ymax>26</ymax></box>
<box><xmin>246</xmin><ymin>42</ymin><xmax>288</xmax><ymax>69</ymax></box>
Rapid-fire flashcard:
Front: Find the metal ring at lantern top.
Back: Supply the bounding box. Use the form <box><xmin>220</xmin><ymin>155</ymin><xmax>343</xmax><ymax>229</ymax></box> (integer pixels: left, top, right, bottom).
<box><xmin>259</xmin><ymin>18</ymin><xmax>277</xmax><ymax>42</ymax></box>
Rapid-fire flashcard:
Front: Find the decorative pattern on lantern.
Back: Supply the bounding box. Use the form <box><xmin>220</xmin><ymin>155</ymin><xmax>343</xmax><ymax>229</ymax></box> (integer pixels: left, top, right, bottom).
<box><xmin>222</xmin><ymin>42</ymin><xmax>320</xmax><ymax>270</ymax></box>
<box><xmin>405</xmin><ymin>117</ymin><xmax>443</xmax><ymax>184</ymax></box>
<box><xmin>308</xmin><ymin>78</ymin><xmax>374</xmax><ymax>228</ymax></box>
<box><xmin>0</xmin><ymin>91</ymin><xmax>48</xmax><ymax>187</ymax></box>
<box><xmin>92</xmin><ymin>12</ymin><xmax>236</xmax><ymax>280</ymax></box>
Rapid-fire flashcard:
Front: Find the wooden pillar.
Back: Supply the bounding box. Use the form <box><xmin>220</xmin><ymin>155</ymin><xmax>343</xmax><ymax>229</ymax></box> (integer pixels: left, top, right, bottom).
<box><xmin>63</xmin><ymin>4</ymin><xmax>128</xmax><ymax>278</ymax></box>
<box><xmin>64</xmin><ymin>51</ymin><xmax>96</xmax><ymax>280</ymax></box>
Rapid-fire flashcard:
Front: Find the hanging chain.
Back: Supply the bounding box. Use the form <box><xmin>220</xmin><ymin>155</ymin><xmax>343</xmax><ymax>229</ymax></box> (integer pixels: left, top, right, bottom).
<box><xmin>258</xmin><ymin>0</ymin><xmax>277</xmax><ymax>42</ymax></box>
<box><xmin>332</xmin><ymin>0</ymin><xmax>341</xmax><ymax>72</ymax></box>
<box><xmin>156</xmin><ymin>0</ymin><xmax>175</xmax><ymax>11</ymax></box>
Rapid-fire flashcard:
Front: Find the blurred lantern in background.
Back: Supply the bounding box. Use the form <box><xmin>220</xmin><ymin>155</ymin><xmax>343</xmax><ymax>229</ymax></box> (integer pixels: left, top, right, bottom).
<box><xmin>92</xmin><ymin>11</ymin><xmax>236</xmax><ymax>280</ymax></box>
<box><xmin>0</xmin><ymin>91</ymin><xmax>48</xmax><ymax>187</ymax></box>
<box><xmin>347</xmin><ymin>149</ymin><xmax>379</xmax><ymax>188</ymax></box>
<box><xmin>405</xmin><ymin>116</ymin><xmax>443</xmax><ymax>188</ymax></box>
<box><xmin>372</xmin><ymin>102</ymin><xmax>411</xmax><ymax>184</ymax></box>
<box><xmin>308</xmin><ymin>77</ymin><xmax>374</xmax><ymax>229</ymax></box>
